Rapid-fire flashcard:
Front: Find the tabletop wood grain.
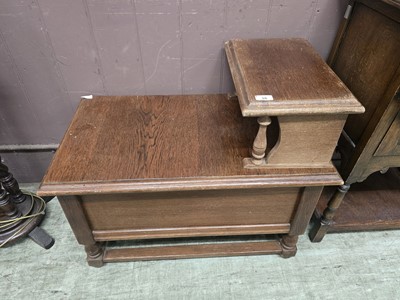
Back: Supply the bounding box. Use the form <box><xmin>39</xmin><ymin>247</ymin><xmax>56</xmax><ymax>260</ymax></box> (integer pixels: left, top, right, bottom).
<box><xmin>225</xmin><ymin>38</ymin><xmax>364</xmax><ymax>116</ymax></box>
<box><xmin>39</xmin><ymin>95</ymin><xmax>342</xmax><ymax>195</ymax></box>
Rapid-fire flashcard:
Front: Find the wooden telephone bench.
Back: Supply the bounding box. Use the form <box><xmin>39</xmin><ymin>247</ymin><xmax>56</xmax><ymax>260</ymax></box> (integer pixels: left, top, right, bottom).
<box><xmin>38</xmin><ymin>39</ymin><xmax>363</xmax><ymax>267</ymax></box>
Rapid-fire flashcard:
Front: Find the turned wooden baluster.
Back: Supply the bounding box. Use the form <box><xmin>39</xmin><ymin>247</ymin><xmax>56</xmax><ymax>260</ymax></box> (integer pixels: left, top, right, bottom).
<box><xmin>0</xmin><ymin>185</ymin><xmax>21</xmax><ymax>220</ymax></box>
<box><xmin>322</xmin><ymin>184</ymin><xmax>350</xmax><ymax>224</ymax></box>
<box><xmin>0</xmin><ymin>157</ymin><xmax>54</xmax><ymax>249</ymax></box>
<box><xmin>251</xmin><ymin>116</ymin><xmax>271</xmax><ymax>165</ymax></box>
<box><xmin>0</xmin><ymin>157</ymin><xmax>27</xmax><ymax>204</ymax></box>
<box><xmin>280</xmin><ymin>235</ymin><xmax>298</xmax><ymax>258</ymax></box>
<box><xmin>309</xmin><ymin>184</ymin><xmax>350</xmax><ymax>242</ymax></box>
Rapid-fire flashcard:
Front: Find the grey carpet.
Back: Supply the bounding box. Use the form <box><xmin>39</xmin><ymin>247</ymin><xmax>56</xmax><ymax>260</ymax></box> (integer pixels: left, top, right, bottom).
<box><xmin>1</xmin><ymin>187</ymin><xmax>399</xmax><ymax>299</ymax></box>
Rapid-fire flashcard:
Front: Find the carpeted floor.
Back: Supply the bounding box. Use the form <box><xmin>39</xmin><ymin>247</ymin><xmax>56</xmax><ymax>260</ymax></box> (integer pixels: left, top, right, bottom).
<box><xmin>1</xmin><ymin>185</ymin><xmax>400</xmax><ymax>299</ymax></box>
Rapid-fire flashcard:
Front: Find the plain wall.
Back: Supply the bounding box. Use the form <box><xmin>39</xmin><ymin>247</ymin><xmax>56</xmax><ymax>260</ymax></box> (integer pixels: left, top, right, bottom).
<box><xmin>0</xmin><ymin>0</ymin><xmax>349</xmax><ymax>182</ymax></box>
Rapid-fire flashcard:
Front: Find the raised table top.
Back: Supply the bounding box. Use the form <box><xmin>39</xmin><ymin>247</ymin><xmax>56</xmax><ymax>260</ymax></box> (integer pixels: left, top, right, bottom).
<box><xmin>38</xmin><ymin>95</ymin><xmax>343</xmax><ymax>196</ymax></box>
<box><xmin>225</xmin><ymin>38</ymin><xmax>364</xmax><ymax>117</ymax></box>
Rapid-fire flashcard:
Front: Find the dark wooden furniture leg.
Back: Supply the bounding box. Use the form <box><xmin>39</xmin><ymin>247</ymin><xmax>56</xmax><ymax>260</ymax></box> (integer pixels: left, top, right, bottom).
<box><xmin>281</xmin><ymin>186</ymin><xmax>323</xmax><ymax>257</ymax></box>
<box><xmin>309</xmin><ymin>184</ymin><xmax>350</xmax><ymax>242</ymax></box>
<box><xmin>280</xmin><ymin>235</ymin><xmax>298</xmax><ymax>258</ymax></box>
<box><xmin>58</xmin><ymin>196</ymin><xmax>104</xmax><ymax>267</ymax></box>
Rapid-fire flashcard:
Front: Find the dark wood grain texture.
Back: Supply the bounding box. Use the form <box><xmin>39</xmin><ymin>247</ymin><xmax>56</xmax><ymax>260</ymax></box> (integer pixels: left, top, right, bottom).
<box><xmin>290</xmin><ymin>186</ymin><xmax>323</xmax><ymax>235</ymax></box>
<box><xmin>39</xmin><ymin>95</ymin><xmax>343</xmax><ymax>196</ymax></box>
<box><xmin>81</xmin><ymin>188</ymin><xmax>298</xmax><ymax>235</ymax></box>
<box><xmin>332</xmin><ymin>2</ymin><xmax>400</xmax><ymax>143</ymax></box>
<box><xmin>225</xmin><ymin>38</ymin><xmax>364</xmax><ymax>117</ymax></box>
<box><xmin>310</xmin><ymin>0</ymin><xmax>400</xmax><ymax>241</ymax></box>
<box><xmin>374</xmin><ymin>111</ymin><xmax>400</xmax><ymax>156</ymax></box>
<box><xmin>225</xmin><ymin>38</ymin><xmax>363</xmax><ymax>169</ymax></box>
<box><xmin>39</xmin><ymin>94</ymin><xmax>344</xmax><ymax>266</ymax></box>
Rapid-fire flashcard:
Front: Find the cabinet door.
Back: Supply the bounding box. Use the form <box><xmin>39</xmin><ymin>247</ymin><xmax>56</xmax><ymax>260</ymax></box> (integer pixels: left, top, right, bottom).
<box><xmin>374</xmin><ymin>110</ymin><xmax>400</xmax><ymax>156</ymax></box>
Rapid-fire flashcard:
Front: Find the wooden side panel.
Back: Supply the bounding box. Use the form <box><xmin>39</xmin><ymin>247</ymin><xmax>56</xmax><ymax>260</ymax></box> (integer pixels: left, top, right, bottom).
<box><xmin>81</xmin><ymin>188</ymin><xmax>300</xmax><ymax>234</ymax></box>
<box><xmin>267</xmin><ymin>115</ymin><xmax>346</xmax><ymax>167</ymax></box>
<box><xmin>58</xmin><ymin>195</ymin><xmax>96</xmax><ymax>245</ymax></box>
<box><xmin>290</xmin><ymin>186</ymin><xmax>323</xmax><ymax>235</ymax></box>
<box><xmin>332</xmin><ymin>3</ymin><xmax>400</xmax><ymax>143</ymax></box>
<box><xmin>374</xmin><ymin>111</ymin><xmax>400</xmax><ymax>156</ymax></box>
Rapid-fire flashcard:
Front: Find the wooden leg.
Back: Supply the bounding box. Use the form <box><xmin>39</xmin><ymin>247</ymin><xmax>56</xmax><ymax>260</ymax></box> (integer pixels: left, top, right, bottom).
<box><xmin>309</xmin><ymin>184</ymin><xmax>350</xmax><ymax>242</ymax></box>
<box><xmin>290</xmin><ymin>186</ymin><xmax>323</xmax><ymax>236</ymax></box>
<box><xmin>85</xmin><ymin>243</ymin><xmax>104</xmax><ymax>268</ymax></box>
<box><xmin>251</xmin><ymin>116</ymin><xmax>271</xmax><ymax>165</ymax></box>
<box><xmin>280</xmin><ymin>235</ymin><xmax>298</xmax><ymax>258</ymax></box>
<box><xmin>58</xmin><ymin>196</ymin><xmax>104</xmax><ymax>267</ymax></box>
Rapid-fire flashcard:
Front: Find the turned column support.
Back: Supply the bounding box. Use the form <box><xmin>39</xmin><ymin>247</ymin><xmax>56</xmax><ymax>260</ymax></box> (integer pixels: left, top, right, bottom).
<box><xmin>58</xmin><ymin>195</ymin><xmax>104</xmax><ymax>267</ymax></box>
<box><xmin>85</xmin><ymin>243</ymin><xmax>104</xmax><ymax>267</ymax></box>
<box><xmin>309</xmin><ymin>184</ymin><xmax>350</xmax><ymax>242</ymax></box>
<box><xmin>0</xmin><ymin>157</ymin><xmax>27</xmax><ymax>204</ymax></box>
<box><xmin>322</xmin><ymin>184</ymin><xmax>350</xmax><ymax>224</ymax></box>
<box><xmin>0</xmin><ymin>157</ymin><xmax>53</xmax><ymax>248</ymax></box>
<box><xmin>280</xmin><ymin>235</ymin><xmax>298</xmax><ymax>258</ymax></box>
<box><xmin>1</xmin><ymin>173</ymin><xmax>27</xmax><ymax>204</ymax></box>
<box><xmin>251</xmin><ymin>116</ymin><xmax>271</xmax><ymax>165</ymax></box>
<box><xmin>0</xmin><ymin>186</ymin><xmax>21</xmax><ymax>220</ymax></box>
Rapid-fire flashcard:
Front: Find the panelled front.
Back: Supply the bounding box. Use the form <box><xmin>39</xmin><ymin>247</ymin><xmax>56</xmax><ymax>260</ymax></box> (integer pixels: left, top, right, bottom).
<box><xmin>332</xmin><ymin>2</ymin><xmax>400</xmax><ymax>144</ymax></box>
<box><xmin>375</xmin><ymin>101</ymin><xmax>400</xmax><ymax>157</ymax></box>
<box><xmin>80</xmin><ymin>188</ymin><xmax>303</xmax><ymax>241</ymax></box>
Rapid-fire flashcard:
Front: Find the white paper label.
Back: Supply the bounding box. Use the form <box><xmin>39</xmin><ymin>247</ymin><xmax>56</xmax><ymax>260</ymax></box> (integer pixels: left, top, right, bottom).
<box><xmin>344</xmin><ymin>5</ymin><xmax>352</xmax><ymax>19</ymax></box>
<box><xmin>81</xmin><ymin>95</ymin><xmax>93</xmax><ymax>99</ymax></box>
<box><xmin>255</xmin><ymin>95</ymin><xmax>273</xmax><ymax>101</ymax></box>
